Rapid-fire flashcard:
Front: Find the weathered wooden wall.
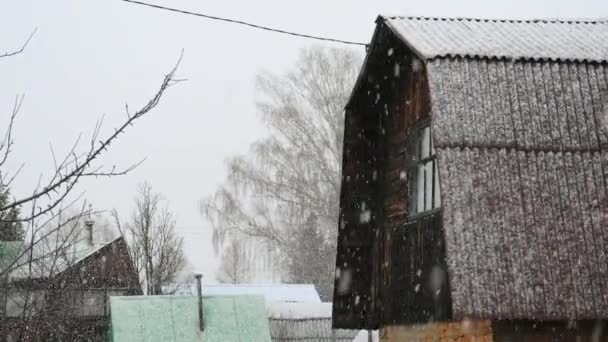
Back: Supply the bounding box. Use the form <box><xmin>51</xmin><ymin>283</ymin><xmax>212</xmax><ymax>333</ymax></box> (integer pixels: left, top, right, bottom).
<box><xmin>374</xmin><ymin>31</ymin><xmax>452</xmax><ymax>326</ymax></box>
<box><xmin>333</xmin><ymin>76</ymin><xmax>384</xmax><ymax>328</ymax></box>
<box><xmin>333</xmin><ymin>24</ymin><xmax>453</xmax><ymax>329</ymax></box>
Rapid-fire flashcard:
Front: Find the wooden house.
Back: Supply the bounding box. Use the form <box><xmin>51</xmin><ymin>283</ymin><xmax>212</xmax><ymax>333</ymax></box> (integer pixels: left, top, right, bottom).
<box><xmin>0</xmin><ymin>230</ymin><xmax>141</xmax><ymax>341</ymax></box>
<box><xmin>332</xmin><ymin>16</ymin><xmax>608</xmax><ymax>341</ymax></box>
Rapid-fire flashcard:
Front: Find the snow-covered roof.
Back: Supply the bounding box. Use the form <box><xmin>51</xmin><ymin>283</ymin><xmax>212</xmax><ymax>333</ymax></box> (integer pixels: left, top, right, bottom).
<box><xmin>1</xmin><ymin>236</ymin><xmax>121</xmax><ymax>280</ymax></box>
<box><xmin>382</xmin><ymin>16</ymin><xmax>608</xmax><ymax>62</ymax></box>
<box><xmin>173</xmin><ymin>284</ymin><xmax>322</xmax><ymax>303</ymax></box>
<box><xmin>267</xmin><ymin>302</ymin><xmax>359</xmax><ymax>342</ymax></box>
<box><xmin>267</xmin><ymin>302</ymin><xmax>332</xmax><ymax>319</ymax></box>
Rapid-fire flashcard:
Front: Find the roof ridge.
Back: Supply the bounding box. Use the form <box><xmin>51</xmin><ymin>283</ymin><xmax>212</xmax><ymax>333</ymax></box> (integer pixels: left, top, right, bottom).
<box><xmin>379</xmin><ymin>15</ymin><xmax>608</xmax><ymax>24</ymax></box>
<box><xmin>205</xmin><ymin>283</ymin><xmax>315</xmax><ymax>287</ymax></box>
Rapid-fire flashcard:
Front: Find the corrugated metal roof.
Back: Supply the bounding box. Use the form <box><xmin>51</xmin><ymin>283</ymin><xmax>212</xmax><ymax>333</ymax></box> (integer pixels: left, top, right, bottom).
<box><xmin>382</xmin><ymin>16</ymin><xmax>608</xmax><ymax>62</ymax></box>
<box><xmin>110</xmin><ymin>295</ymin><xmax>272</xmax><ymax>342</ymax></box>
<box><xmin>429</xmin><ymin>58</ymin><xmax>608</xmax><ymax>320</ymax></box>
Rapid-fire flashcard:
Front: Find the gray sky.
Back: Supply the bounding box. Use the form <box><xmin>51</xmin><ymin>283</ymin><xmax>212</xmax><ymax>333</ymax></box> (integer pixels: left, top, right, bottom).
<box><xmin>2</xmin><ymin>0</ymin><xmax>607</xmax><ymax>282</ymax></box>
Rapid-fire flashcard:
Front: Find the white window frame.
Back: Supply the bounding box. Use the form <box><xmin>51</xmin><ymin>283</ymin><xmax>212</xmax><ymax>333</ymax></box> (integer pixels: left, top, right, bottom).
<box><xmin>409</xmin><ymin>124</ymin><xmax>441</xmax><ymax>216</ymax></box>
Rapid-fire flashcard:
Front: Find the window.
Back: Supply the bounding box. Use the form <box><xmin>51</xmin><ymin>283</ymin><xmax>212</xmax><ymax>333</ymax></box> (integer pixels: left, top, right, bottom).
<box><xmin>68</xmin><ymin>290</ymin><xmax>105</xmax><ymax>316</ymax></box>
<box><xmin>5</xmin><ymin>290</ymin><xmax>45</xmax><ymax>317</ymax></box>
<box><xmin>409</xmin><ymin>125</ymin><xmax>440</xmax><ymax>215</ymax></box>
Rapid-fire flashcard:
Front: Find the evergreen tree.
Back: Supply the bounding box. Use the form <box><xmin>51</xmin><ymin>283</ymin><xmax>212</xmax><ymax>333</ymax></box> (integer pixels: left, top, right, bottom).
<box><xmin>286</xmin><ymin>214</ymin><xmax>335</xmax><ymax>301</ymax></box>
<box><xmin>0</xmin><ymin>190</ymin><xmax>24</xmax><ymax>241</ymax></box>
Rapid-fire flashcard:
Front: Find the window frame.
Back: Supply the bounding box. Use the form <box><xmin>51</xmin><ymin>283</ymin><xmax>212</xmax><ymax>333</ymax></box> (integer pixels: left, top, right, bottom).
<box><xmin>406</xmin><ymin>120</ymin><xmax>441</xmax><ymax>221</ymax></box>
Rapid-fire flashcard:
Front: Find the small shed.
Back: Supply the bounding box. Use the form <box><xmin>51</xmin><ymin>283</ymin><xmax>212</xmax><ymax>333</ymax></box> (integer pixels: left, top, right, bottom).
<box><xmin>332</xmin><ymin>15</ymin><xmax>608</xmax><ymax>341</ymax></box>
<box><xmin>109</xmin><ymin>295</ymin><xmax>272</xmax><ymax>342</ymax></box>
<box><xmin>268</xmin><ymin>302</ymin><xmax>368</xmax><ymax>342</ymax></box>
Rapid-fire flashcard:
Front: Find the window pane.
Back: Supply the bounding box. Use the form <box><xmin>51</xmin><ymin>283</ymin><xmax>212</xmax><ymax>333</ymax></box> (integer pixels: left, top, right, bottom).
<box><xmin>419</xmin><ymin>127</ymin><xmax>431</xmax><ymax>159</ymax></box>
<box><xmin>431</xmin><ymin>128</ymin><xmax>436</xmax><ymax>156</ymax></box>
<box><xmin>416</xmin><ymin>164</ymin><xmax>425</xmax><ymax>213</ymax></box>
<box><xmin>80</xmin><ymin>291</ymin><xmax>104</xmax><ymax>316</ymax></box>
<box><xmin>434</xmin><ymin>160</ymin><xmax>441</xmax><ymax>209</ymax></box>
<box><xmin>425</xmin><ymin>161</ymin><xmax>433</xmax><ymax>211</ymax></box>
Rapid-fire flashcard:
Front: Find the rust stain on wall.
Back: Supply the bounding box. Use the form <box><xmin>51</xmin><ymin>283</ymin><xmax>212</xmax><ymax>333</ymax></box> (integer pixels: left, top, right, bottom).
<box><xmin>381</xmin><ymin>320</ymin><xmax>493</xmax><ymax>342</ymax></box>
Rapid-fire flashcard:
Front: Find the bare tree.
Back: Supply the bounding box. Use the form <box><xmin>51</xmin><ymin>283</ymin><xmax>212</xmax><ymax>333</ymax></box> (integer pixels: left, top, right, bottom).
<box><xmin>115</xmin><ymin>182</ymin><xmax>186</xmax><ymax>295</ymax></box>
<box><xmin>0</xmin><ymin>29</ymin><xmax>183</xmax><ymax>340</ymax></box>
<box><xmin>216</xmin><ymin>237</ymin><xmax>252</xmax><ymax>284</ymax></box>
<box><xmin>201</xmin><ymin>46</ymin><xmax>361</xmax><ymax>299</ymax></box>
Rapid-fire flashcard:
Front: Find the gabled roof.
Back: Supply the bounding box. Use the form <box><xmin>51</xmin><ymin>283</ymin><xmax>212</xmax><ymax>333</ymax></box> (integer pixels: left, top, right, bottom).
<box><xmin>172</xmin><ymin>284</ymin><xmax>322</xmax><ymax>303</ymax></box>
<box><xmin>346</xmin><ymin>16</ymin><xmax>608</xmax><ymax>108</ymax></box>
<box><xmin>0</xmin><ymin>236</ymin><xmax>122</xmax><ymax>280</ymax></box>
<box><xmin>382</xmin><ymin>16</ymin><xmax>608</xmax><ymax>62</ymax></box>
<box><xmin>109</xmin><ymin>295</ymin><xmax>272</xmax><ymax>342</ymax></box>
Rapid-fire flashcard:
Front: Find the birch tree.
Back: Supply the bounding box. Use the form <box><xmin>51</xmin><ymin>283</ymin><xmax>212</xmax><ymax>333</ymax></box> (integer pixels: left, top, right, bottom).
<box><xmin>216</xmin><ymin>237</ymin><xmax>252</xmax><ymax>284</ymax></box>
<box><xmin>202</xmin><ymin>46</ymin><xmax>361</xmax><ymax>300</ymax></box>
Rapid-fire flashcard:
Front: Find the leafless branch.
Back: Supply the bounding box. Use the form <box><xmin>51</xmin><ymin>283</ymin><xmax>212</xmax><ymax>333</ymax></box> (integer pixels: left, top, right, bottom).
<box><xmin>0</xmin><ymin>51</ymin><xmax>184</xmax><ymax>221</ymax></box>
<box><xmin>0</xmin><ymin>27</ymin><xmax>37</xmax><ymax>58</ymax></box>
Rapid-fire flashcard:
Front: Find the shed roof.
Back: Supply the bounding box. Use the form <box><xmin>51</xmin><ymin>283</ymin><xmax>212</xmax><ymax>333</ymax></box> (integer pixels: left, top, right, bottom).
<box><xmin>172</xmin><ymin>284</ymin><xmax>322</xmax><ymax>303</ymax></box>
<box><xmin>382</xmin><ymin>16</ymin><xmax>608</xmax><ymax>62</ymax></box>
<box><xmin>0</xmin><ymin>237</ymin><xmax>121</xmax><ymax>280</ymax></box>
<box><xmin>267</xmin><ymin>303</ymin><xmax>359</xmax><ymax>342</ymax></box>
<box><xmin>109</xmin><ymin>295</ymin><xmax>272</xmax><ymax>342</ymax></box>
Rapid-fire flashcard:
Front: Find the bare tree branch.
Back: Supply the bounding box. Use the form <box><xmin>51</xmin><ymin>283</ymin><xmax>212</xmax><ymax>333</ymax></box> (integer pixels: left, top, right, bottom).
<box><xmin>0</xmin><ymin>51</ymin><xmax>184</xmax><ymax>222</ymax></box>
<box><xmin>0</xmin><ymin>28</ymin><xmax>37</xmax><ymax>58</ymax></box>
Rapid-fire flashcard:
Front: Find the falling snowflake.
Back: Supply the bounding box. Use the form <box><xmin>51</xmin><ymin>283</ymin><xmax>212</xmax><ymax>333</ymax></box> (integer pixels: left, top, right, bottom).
<box><xmin>360</xmin><ymin>210</ymin><xmax>371</xmax><ymax>224</ymax></box>
<box><xmin>411</xmin><ymin>58</ymin><xmax>422</xmax><ymax>72</ymax></box>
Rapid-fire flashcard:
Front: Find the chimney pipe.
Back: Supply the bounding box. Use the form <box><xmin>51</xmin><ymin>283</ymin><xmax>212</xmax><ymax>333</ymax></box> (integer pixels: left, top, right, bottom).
<box><xmin>195</xmin><ymin>274</ymin><xmax>204</xmax><ymax>331</ymax></box>
<box><xmin>84</xmin><ymin>220</ymin><xmax>94</xmax><ymax>245</ymax></box>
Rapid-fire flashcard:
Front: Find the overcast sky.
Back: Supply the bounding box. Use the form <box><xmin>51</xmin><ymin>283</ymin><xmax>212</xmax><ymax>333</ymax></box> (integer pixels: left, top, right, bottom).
<box><xmin>2</xmin><ymin>0</ymin><xmax>607</xmax><ymax>283</ymax></box>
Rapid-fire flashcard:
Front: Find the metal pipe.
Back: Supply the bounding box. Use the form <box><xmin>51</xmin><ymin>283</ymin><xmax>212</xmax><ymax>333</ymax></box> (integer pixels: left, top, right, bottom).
<box><xmin>84</xmin><ymin>220</ymin><xmax>94</xmax><ymax>245</ymax></box>
<box><xmin>195</xmin><ymin>274</ymin><xmax>204</xmax><ymax>331</ymax></box>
